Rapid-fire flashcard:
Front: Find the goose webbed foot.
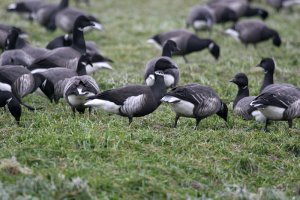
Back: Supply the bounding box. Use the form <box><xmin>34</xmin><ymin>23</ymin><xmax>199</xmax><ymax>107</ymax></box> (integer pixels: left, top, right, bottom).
<box><xmin>173</xmin><ymin>114</ymin><xmax>180</xmax><ymax>128</ymax></box>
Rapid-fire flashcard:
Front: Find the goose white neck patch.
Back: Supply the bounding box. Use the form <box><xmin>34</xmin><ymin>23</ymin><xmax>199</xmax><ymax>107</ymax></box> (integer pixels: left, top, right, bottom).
<box><xmin>208</xmin><ymin>43</ymin><xmax>214</xmax><ymax>50</ymax></box>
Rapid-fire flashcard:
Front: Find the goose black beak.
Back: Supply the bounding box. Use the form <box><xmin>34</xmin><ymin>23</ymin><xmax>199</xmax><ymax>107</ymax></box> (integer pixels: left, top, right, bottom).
<box><xmin>229</xmin><ymin>78</ymin><xmax>236</xmax><ymax>83</ymax></box>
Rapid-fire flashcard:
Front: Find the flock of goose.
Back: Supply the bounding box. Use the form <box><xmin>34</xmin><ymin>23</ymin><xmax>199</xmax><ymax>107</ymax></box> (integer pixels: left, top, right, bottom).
<box><xmin>0</xmin><ymin>0</ymin><xmax>300</xmax><ymax>132</ymax></box>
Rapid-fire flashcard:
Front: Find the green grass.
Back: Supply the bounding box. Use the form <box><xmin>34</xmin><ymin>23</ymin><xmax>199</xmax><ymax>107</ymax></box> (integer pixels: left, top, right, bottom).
<box><xmin>1</xmin><ymin>0</ymin><xmax>300</xmax><ymax>199</ymax></box>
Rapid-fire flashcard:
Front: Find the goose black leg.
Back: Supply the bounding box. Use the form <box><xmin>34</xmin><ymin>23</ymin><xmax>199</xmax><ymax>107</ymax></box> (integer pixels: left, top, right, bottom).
<box><xmin>288</xmin><ymin>120</ymin><xmax>293</xmax><ymax>128</ymax></box>
<box><xmin>128</xmin><ymin>117</ymin><xmax>133</xmax><ymax>125</ymax></box>
<box><xmin>173</xmin><ymin>114</ymin><xmax>180</xmax><ymax>128</ymax></box>
<box><xmin>195</xmin><ymin>118</ymin><xmax>201</xmax><ymax>130</ymax></box>
<box><xmin>72</xmin><ymin>107</ymin><xmax>76</xmax><ymax>117</ymax></box>
<box><xmin>263</xmin><ymin>119</ymin><xmax>270</xmax><ymax>132</ymax></box>
<box><xmin>182</xmin><ymin>56</ymin><xmax>189</xmax><ymax>63</ymax></box>
<box><xmin>88</xmin><ymin>107</ymin><xmax>92</xmax><ymax>115</ymax></box>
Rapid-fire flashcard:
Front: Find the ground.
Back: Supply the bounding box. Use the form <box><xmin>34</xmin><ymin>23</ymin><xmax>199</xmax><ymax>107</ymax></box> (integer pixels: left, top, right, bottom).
<box><xmin>0</xmin><ymin>0</ymin><xmax>300</xmax><ymax>199</ymax></box>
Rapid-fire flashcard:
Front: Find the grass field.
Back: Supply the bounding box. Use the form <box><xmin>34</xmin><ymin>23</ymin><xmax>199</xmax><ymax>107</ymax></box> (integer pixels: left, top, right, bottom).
<box><xmin>1</xmin><ymin>0</ymin><xmax>300</xmax><ymax>199</ymax></box>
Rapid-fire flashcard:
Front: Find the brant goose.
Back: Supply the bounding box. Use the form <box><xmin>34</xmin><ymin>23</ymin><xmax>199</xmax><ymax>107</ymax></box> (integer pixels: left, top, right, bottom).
<box><xmin>257</xmin><ymin>58</ymin><xmax>275</xmax><ymax>92</ymax></box>
<box><xmin>224</xmin><ymin>20</ymin><xmax>281</xmax><ymax>47</ymax></box>
<box><xmin>0</xmin><ymin>24</ymin><xmax>27</xmax><ymax>50</ymax></box>
<box><xmin>85</xmin><ymin>67</ymin><xmax>171</xmax><ymax>124</ymax></box>
<box><xmin>55</xmin><ymin>7</ymin><xmax>102</xmax><ymax>33</ymax></box>
<box><xmin>34</xmin><ymin>0</ymin><xmax>69</xmax><ymax>31</ymax></box>
<box><xmin>144</xmin><ymin>40</ymin><xmax>180</xmax><ymax>88</ymax></box>
<box><xmin>250</xmin><ymin>84</ymin><xmax>300</xmax><ymax>131</ymax></box>
<box><xmin>28</xmin><ymin>15</ymin><xmax>97</xmax><ymax>73</ymax></box>
<box><xmin>6</xmin><ymin>0</ymin><xmax>44</xmax><ymax>21</ymax></box>
<box><xmin>0</xmin><ymin>91</ymin><xmax>22</xmax><ymax>124</ymax></box>
<box><xmin>0</xmin><ymin>28</ymin><xmax>49</xmax><ymax>67</ymax></box>
<box><xmin>266</xmin><ymin>0</ymin><xmax>300</xmax><ymax>11</ymax></box>
<box><xmin>186</xmin><ymin>5</ymin><xmax>215</xmax><ymax>32</ymax></box>
<box><xmin>36</xmin><ymin>54</ymin><xmax>92</xmax><ymax>103</ymax></box>
<box><xmin>45</xmin><ymin>34</ymin><xmax>113</xmax><ymax>74</ymax></box>
<box><xmin>230</xmin><ymin>73</ymin><xmax>265</xmax><ymax>121</ymax></box>
<box><xmin>161</xmin><ymin>84</ymin><xmax>228</xmax><ymax>129</ymax></box>
<box><xmin>64</xmin><ymin>75</ymin><xmax>100</xmax><ymax>114</ymax></box>
<box><xmin>148</xmin><ymin>29</ymin><xmax>220</xmax><ymax>63</ymax></box>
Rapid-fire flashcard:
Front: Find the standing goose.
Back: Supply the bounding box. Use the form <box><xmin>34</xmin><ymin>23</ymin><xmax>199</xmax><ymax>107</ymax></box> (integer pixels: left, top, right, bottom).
<box><xmin>208</xmin><ymin>3</ymin><xmax>238</xmax><ymax>23</ymax></box>
<box><xmin>55</xmin><ymin>7</ymin><xmax>102</xmax><ymax>33</ymax></box>
<box><xmin>224</xmin><ymin>20</ymin><xmax>281</xmax><ymax>47</ymax></box>
<box><xmin>0</xmin><ymin>65</ymin><xmax>46</xmax><ymax>100</ymax></box>
<box><xmin>64</xmin><ymin>75</ymin><xmax>100</xmax><ymax>114</ymax></box>
<box><xmin>6</xmin><ymin>0</ymin><xmax>45</xmax><ymax>21</ymax></box>
<box><xmin>34</xmin><ymin>0</ymin><xmax>69</xmax><ymax>31</ymax></box>
<box><xmin>209</xmin><ymin>0</ymin><xmax>268</xmax><ymax>20</ymax></box>
<box><xmin>28</xmin><ymin>15</ymin><xmax>98</xmax><ymax>73</ymax></box>
<box><xmin>257</xmin><ymin>58</ymin><xmax>275</xmax><ymax>92</ymax></box>
<box><xmin>144</xmin><ymin>40</ymin><xmax>180</xmax><ymax>88</ymax></box>
<box><xmin>36</xmin><ymin>54</ymin><xmax>92</xmax><ymax>103</ymax></box>
<box><xmin>250</xmin><ymin>84</ymin><xmax>300</xmax><ymax>131</ymax></box>
<box><xmin>45</xmin><ymin>34</ymin><xmax>113</xmax><ymax>73</ymax></box>
<box><xmin>84</xmin><ymin>64</ymin><xmax>172</xmax><ymax>124</ymax></box>
<box><xmin>0</xmin><ymin>91</ymin><xmax>22</xmax><ymax>124</ymax></box>
<box><xmin>0</xmin><ymin>28</ymin><xmax>49</xmax><ymax>67</ymax></box>
<box><xmin>186</xmin><ymin>5</ymin><xmax>216</xmax><ymax>32</ymax></box>
<box><xmin>148</xmin><ymin>29</ymin><xmax>220</xmax><ymax>63</ymax></box>
<box><xmin>230</xmin><ymin>73</ymin><xmax>265</xmax><ymax>121</ymax></box>
<box><xmin>0</xmin><ymin>24</ymin><xmax>27</xmax><ymax>50</ymax></box>
<box><xmin>161</xmin><ymin>84</ymin><xmax>228</xmax><ymax>129</ymax></box>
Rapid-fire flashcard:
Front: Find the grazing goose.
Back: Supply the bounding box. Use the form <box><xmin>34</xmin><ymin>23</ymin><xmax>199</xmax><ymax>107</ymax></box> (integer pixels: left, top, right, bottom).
<box><xmin>224</xmin><ymin>20</ymin><xmax>281</xmax><ymax>47</ymax></box>
<box><xmin>230</xmin><ymin>73</ymin><xmax>265</xmax><ymax>121</ymax></box>
<box><xmin>0</xmin><ymin>28</ymin><xmax>49</xmax><ymax>67</ymax></box>
<box><xmin>209</xmin><ymin>0</ymin><xmax>268</xmax><ymax>20</ymax></box>
<box><xmin>45</xmin><ymin>34</ymin><xmax>113</xmax><ymax>73</ymax></box>
<box><xmin>36</xmin><ymin>54</ymin><xmax>92</xmax><ymax>103</ymax></box>
<box><xmin>0</xmin><ymin>65</ymin><xmax>46</xmax><ymax>100</ymax></box>
<box><xmin>55</xmin><ymin>7</ymin><xmax>102</xmax><ymax>33</ymax></box>
<box><xmin>148</xmin><ymin>29</ymin><xmax>220</xmax><ymax>63</ymax></box>
<box><xmin>250</xmin><ymin>84</ymin><xmax>300</xmax><ymax>131</ymax></box>
<box><xmin>34</xmin><ymin>0</ymin><xmax>69</xmax><ymax>31</ymax></box>
<box><xmin>144</xmin><ymin>40</ymin><xmax>180</xmax><ymax>88</ymax></box>
<box><xmin>84</xmin><ymin>65</ymin><xmax>172</xmax><ymax>124</ymax></box>
<box><xmin>28</xmin><ymin>15</ymin><xmax>98</xmax><ymax>73</ymax></box>
<box><xmin>6</xmin><ymin>0</ymin><xmax>44</xmax><ymax>20</ymax></box>
<box><xmin>64</xmin><ymin>75</ymin><xmax>100</xmax><ymax>114</ymax></box>
<box><xmin>208</xmin><ymin>3</ymin><xmax>238</xmax><ymax>23</ymax></box>
<box><xmin>0</xmin><ymin>91</ymin><xmax>22</xmax><ymax>124</ymax></box>
<box><xmin>0</xmin><ymin>24</ymin><xmax>27</xmax><ymax>50</ymax></box>
<box><xmin>161</xmin><ymin>84</ymin><xmax>228</xmax><ymax>129</ymax></box>
<box><xmin>266</xmin><ymin>0</ymin><xmax>300</xmax><ymax>11</ymax></box>
<box><xmin>186</xmin><ymin>5</ymin><xmax>216</xmax><ymax>32</ymax></box>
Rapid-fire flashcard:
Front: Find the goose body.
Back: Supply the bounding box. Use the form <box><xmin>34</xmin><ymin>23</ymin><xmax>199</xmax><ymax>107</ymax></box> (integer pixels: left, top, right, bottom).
<box><xmin>64</xmin><ymin>75</ymin><xmax>100</xmax><ymax>114</ymax></box>
<box><xmin>0</xmin><ymin>91</ymin><xmax>22</xmax><ymax>124</ymax></box>
<box><xmin>85</xmin><ymin>71</ymin><xmax>168</xmax><ymax>124</ymax></box>
<box><xmin>186</xmin><ymin>5</ymin><xmax>215</xmax><ymax>31</ymax></box>
<box><xmin>0</xmin><ymin>65</ymin><xmax>46</xmax><ymax>100</ymax></box>
<box><xmin>224</xmin><ymin>20</ymin><xmax>281</xmax><ymax>47</ymax></box>
<box><xmin>6</xmin><ymin>0</ymin><xmax>44</xmax><ymax>20</ymax></box>
<box><xmin>161</xmin><ymin>83</ymin><xmax>228</xmax><ymax>129</ymax></box>
<box><xmin>267</xmin><ymin>0</ymin><xmax>300</xmax><ymax>11</ymax></box>
<box><xmin>230</xmin><ymin>72</ymin><xmax>265</xmax><ymax>121</ymax></box>
<box><xmin>0</xmin><ymin>24</ymin><xmax>27</xmax><ymax>50</ymax></box>
<box><xmin>55</xmin><ymin>7</ymin><xmax>102</xmax><ymax>33</ymax></box>
<box><xmin>250</xmin><ymin>84</ymin><xmax>300</xmax><ymax>131</ymax></box>
<box><xmin>148</xmin><ymin>29</ymin><xmax>220</xmax><ymax>63</ymax></box>
<box><xmin>28</xmin><ymin>16</ymin><xmax>97</xmax><ymax>73</ymax></box>
<box><xmin>145</xmin><ymin>40</ymin><xmax>180</xmax><ymax>88</ymax></box>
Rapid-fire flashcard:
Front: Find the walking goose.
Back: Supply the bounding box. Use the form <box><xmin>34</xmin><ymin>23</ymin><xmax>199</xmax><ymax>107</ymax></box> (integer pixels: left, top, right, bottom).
<box><xmin>0</xmin><ymin>91</ymin><xmax>22</xmax><ymax>124</ymax></box>
<box><xmin>230</xmin><ymin>73</ymin><xmax>265</xmax><ymax>121</ymax></box>
<box><xmin>64</xmin><ymin>75</ymin><xmax>100</xmax><ymax>114</ymax></box>
<box><xmin>0</xmin><ymin>28</ymin><xmax>49</xmax><ymax>67</ymax></box>
<box><xmin>250</xmin><ymin>84</ymin><xmax>300</xmax><ymax>131</ymax></box>
<box><xmin>28</xmin><ymin>15</ymin><xmax>98</xmax><ymax>73</ymax></box>
<box><xmin>36</xmin><ymin>54</ymin><xmax>92</xmax><ymax>103</ymax></box>
<box><xmin>84</xmin><ymin>64</ymin><xmax>172</xmax><ymax>124</ymax></box>
<box><xmin>148</xmin><ymin>29</ymin><xmax>220</xmax><ymax>63</ymax></box>
<box><xmin>34</xmin><ymin>0</ymin><xmax>69</xmax><ymax>31</ymax></box>
<box><xmin>186</xmin><ymin>5</ymin><xmax>216</xmax><ymax>32</ymax></box>
<box><xmin>55</xmin><ymin>7</ymin><xmax>102</xmax><ymax>33</ymax></box>
<box><xmin>144</xmin><ymin>40</ymin><xmax>180</xmax><ymax>88</ymax></box>
<box><xmin>45</xmin><ymin>34</ymin><xmax>113</xmax><ymax>73</ymax></box>
<box><xmin>161</xmin><ymin>84</ymin><xmax>228</xmax><ymax>129</ymax></box>
<box><xmin>224</xmin><ymin>20</ymin><xmax>281</xmax><ymax>47</ymax></box>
